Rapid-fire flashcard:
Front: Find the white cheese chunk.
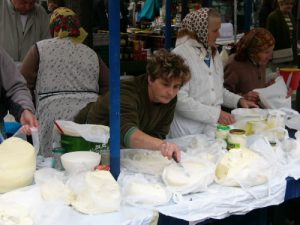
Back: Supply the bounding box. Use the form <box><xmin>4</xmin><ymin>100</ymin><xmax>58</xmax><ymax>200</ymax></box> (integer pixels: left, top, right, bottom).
<box><xmin>71</xmin><ymin>170</ymin><xmax>121</xmax><ymax>214</ymax></box>
<box><xmin>0</xmin><ymin>137</ymin><xmax>36</xmax><ymax>193</ymax></box>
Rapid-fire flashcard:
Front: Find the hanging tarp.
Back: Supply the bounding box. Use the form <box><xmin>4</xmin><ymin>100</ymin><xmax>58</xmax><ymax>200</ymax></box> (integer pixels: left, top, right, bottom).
<box><xmin>138</xmin><ymin>0</ymin><xmax>161</xmax><ymax>21</ymax></box>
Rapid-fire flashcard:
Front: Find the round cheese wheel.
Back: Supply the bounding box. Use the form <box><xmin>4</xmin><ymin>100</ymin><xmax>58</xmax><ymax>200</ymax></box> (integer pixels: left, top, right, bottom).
<box><xmin>0</xmin><ymin>137</ymin><xmax>36</xmax><ymax>193</ymax></box>
<box><xmin>162</xmin><ymin>159</ymin><xmax>215</xmax><ymax>194</ymax></box>
<box><xmin>215</xmin><ymin>148</ymin><xmax>267</xmax><ymax>187</ymax></box>
<box><xmin>163</xmin><ymin>162</ymin><xmax>204</xmax><ymax>187</ymax></box>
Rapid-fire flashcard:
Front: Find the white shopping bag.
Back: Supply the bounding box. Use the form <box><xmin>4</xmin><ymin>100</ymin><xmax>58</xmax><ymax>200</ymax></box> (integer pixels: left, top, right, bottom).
<box><xmin>254</xmin><ymin>76</ymin><xmax>291</xmax><ymax>109</ymax></box>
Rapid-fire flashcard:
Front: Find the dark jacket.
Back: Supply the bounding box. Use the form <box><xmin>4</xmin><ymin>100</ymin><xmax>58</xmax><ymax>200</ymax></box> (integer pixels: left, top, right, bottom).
<box><xmin>266</xmin><ymin>9</ymin><xmax>297</xmax><ymax>62</ymax></box>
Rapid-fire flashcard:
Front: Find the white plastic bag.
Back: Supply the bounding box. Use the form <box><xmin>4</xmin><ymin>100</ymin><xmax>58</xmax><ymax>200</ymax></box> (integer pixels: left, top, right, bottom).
<box><xmin>215</xmin><ymin>148</ymin><xmax>270</xmax><ymax>189</ymax></box>
<box><xmin>231</xmin><ymin>108</ymin><xmax>268</xmax><ymax>121</ymax></box>
<box><xmin>121</xmin><ymin>149</ymin><xmax>172</xmax><ymax>176</ymax></box>
<box><xmin>162</xmin><ymin>155</ymin><xmax>215</xmax><ymax>195</ymax></box>
<box><xmin>66</xmin><ymin>170</ymin><xmax>121</xmax><ymax>214</ymax></box>
<box><xmin>286</xmin><ymin>114</ymin><xmax>300</xmax><ymax>130</ymax></box>
<box><xmin>55</xmin><ymin>120</ymin><xmax>110</xmax><ymax>144</ymax></box>
<box><xmin>34</xmin><ymin>168</ymin><xmax>73</xmax><ymax>205</ymax></box>
<box><xmin>13</xmin><ymin>127</ymin><xmax>40</xmax><ymax>155</ymax></box>
<box><xmin>254</xmin><ymin>76</ymin><xmax>291</xmax><ymax>109</ymax></box>
<box><xmin>118</xmin><ymin>173</ymin><xmax>172</xmax><ymax>207</ymax></box>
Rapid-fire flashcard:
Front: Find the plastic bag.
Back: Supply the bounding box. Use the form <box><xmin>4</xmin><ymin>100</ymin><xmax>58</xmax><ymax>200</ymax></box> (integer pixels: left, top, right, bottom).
<box><xmin>254</xmin><ymin>76</ymin><xmax>291</xmax><ymax>109</ymax></box>
<box><xmin>162</xmin><ymin>154</ymin><xmax>216</xmax><ymax>195</ymax></box>
<box><xmin>184</xmin><ymin>135</ymin><xmax>226</xmax><ymax>163</ymax></box>
<box><xmin>13</xmin><ymin>127</ymin><xmax>40</xmax><ymax>155</ymax></box>
<box><xmin>215</xmin><ymin>148</ymin><xmax>269</xmax><ymax>188</ymax></box>
<box><xmin>55</xmin><ymin>120</ymin><xmax>109</xmax><ymax>144</ymax></box>
<box><xmin>34</xmin><ymin>168</ymin><xmax>73</xmax><ymax>205</ymax></box>
<box><xmin>66</xmin><ymin>170</ymin><xmax>121</xmax><ymax>214</ymax></box>
<box><xmin>118</xmin><ymin>173</ymin><xmax>171</xmax><ymax>207</ymax></box>
<box><xmin>121</xmin><ymin>149</ymin><xmax>172</xmax><ymax>176</ymax></box>
<box><xmin>231</xmin><ymin>108</ymin><xmax>268</xmax><ymax>121</ymax></box>
<box><xmin>286</xmin><ymin>114</ymin><xmax>300</xmax><ymax>130</ymax></box>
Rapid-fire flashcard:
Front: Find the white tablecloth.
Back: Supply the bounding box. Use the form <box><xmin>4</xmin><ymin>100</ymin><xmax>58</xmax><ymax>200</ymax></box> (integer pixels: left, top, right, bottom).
<box><xmin>0</xmin><ymin>185</ymin><xmax>157</xmax><ymax>225</ymax></box>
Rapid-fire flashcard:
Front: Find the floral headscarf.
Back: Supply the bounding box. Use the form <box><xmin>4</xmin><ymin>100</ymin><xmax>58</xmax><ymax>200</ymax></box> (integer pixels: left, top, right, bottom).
<box><xmin>181</xmin><ymin>8</ymin><xmax>210</xmax><ymax>48</ymax></box>
<box><xmin>236</xmin><ymin>28</ymin><xmax>275</xmax><ymax>62</ymax></box>
<box><xmin>50</xmin><ymin>7</ymin><xmax>87</xmax><ymax>44</ymax></box>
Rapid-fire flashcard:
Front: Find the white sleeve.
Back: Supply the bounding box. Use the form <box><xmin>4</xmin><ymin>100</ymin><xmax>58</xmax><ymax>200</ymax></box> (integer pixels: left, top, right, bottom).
<box><xmin>176</xmin><ymin>82</ymin><xmax>221</xmax><ymax>124</ymax></box>
<box><xmin>222</xmin><ymin>87</ymin><xmax>241</xmax><ymax>109</ymax></box>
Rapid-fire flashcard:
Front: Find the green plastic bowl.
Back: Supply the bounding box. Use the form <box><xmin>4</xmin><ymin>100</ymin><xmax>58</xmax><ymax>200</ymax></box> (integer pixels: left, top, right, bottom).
<box><xmin>60</xmin><ymin>135</ymin><xmax>108</xmax><ymax>153</ymax></box>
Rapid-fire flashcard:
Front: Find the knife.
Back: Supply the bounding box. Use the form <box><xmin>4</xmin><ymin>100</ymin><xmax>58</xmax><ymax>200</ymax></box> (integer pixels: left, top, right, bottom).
<box><xmin>172</xmin><ymin>152</ymin><xmax>191</xmax><ymax>177</ymax></box>
<box><xmin>286</xmin><ymin>72</ymin><xmax>293</xmax><ymax>89</ymax></box>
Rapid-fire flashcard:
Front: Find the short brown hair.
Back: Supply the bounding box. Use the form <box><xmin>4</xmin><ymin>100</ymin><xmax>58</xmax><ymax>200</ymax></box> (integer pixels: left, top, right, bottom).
<box><xmin>146</xmin><ymin>48</ymin><xmax>191</xmax><ymax>86</ymax></box>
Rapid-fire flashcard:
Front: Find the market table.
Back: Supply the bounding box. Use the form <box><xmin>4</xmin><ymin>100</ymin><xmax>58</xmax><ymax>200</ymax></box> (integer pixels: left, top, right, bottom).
<box><xmin>154</xmin><ymin>128</ymin><xmax>300</xmax><ymax>225</ymax></box>
<box><xmin>0</xmin><ymin>184</ymin><xmax>157</xmax><ymax>225</ymax></box>
<box><xmin>157</xmin><ymin>177</ymin><xmax>300</xmax><ymax>225</ymax></box>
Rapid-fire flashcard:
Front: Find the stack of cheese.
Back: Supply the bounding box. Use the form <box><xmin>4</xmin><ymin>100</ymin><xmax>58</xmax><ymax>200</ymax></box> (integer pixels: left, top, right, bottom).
<box><xmin>0</xmin><ymin>137</ymin><xmax>36</xmax><ymax>193</ymax></box>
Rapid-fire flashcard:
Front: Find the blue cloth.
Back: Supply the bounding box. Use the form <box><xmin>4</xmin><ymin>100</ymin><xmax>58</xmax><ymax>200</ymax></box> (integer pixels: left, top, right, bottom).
<box><xmin>204</xmin><ymin>51</ymin><xmax>211</xmax><ymax>67</ymax></box>
<box><xmin>138</xmin><ymin>0</ymin><xmax>161</xmax><ymax>21</ymax></box>
<box><xmin>4</xmin><ymin>121</ymin><xmax>21</xmax><ymax>135</ymax></box>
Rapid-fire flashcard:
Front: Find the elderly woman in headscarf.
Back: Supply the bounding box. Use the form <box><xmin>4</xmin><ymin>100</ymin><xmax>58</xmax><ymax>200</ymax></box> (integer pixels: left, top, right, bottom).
<box><xmin>168</xmin><ymin>8</ymin><xmax>258</xmax><ymax>139</ymax></box>
<box><xmin>224</xmin><ymin>28</ymin><xmax>276</xmax><ymax>104</ymax></box>
<box><xmin>20</xmin><ymin>7</ymin><xmax>100</xmax><ymax>156</ymax></box>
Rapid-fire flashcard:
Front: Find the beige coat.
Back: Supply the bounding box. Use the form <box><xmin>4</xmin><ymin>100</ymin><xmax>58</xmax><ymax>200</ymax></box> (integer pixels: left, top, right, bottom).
<box><xmin>0</xmin><ymin>0</ymin><xmax>50</xmax><ymax>62</ymax></box>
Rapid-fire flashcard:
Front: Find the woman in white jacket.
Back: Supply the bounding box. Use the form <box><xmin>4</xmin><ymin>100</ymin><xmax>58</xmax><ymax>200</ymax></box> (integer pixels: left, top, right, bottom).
<box><xmin>168</xmin><ymin>8</ymin><xmax>258</xmax><ymax>138</ymax></box>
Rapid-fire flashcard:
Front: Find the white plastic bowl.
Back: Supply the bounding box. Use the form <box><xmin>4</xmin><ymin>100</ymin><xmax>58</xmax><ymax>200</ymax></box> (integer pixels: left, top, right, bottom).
<box><xmin>61</xmin><ymin>151</ymin><xmax>101</xmax><ymax>174</ymax></box>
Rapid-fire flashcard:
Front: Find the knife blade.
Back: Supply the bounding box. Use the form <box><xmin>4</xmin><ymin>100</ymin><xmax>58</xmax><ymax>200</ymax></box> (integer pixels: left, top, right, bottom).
<box><xmin>172</xmin><ymin>152</ymin><xmax>191</xmax><ymax>177</ymax></box>
<box><xmin>286</xmin><ymin>72</ymin><xmax>293</xmax><ymax>89</ymax></box>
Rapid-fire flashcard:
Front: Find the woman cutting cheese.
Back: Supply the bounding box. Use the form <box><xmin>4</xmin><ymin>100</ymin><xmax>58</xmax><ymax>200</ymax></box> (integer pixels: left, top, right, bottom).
<box><xmin>75</xmin><ymin>49</ymin><xmax>191</xmax><ymax>161</ymax></box>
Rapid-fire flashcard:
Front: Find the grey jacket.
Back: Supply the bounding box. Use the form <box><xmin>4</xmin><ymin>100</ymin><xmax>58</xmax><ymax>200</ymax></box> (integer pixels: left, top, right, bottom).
<box><xmin>0</xmin><ymin>47</ymin><xmax>35</xmax><ymax>121</ymax></box>
<box><xmin>0</xmin><ymin>0</ymin><xmax>50</xmax><ymax>62</ymax></box>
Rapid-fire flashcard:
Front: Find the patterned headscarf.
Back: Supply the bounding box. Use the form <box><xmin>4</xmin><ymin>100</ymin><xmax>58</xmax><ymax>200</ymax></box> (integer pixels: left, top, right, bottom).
<box><xmin>236</xmin><ymin>28</ymin><xmax>275</xmax><ymax>62</ymax></box>
<box><xmin>181</xmin><ymin>8</ymin><xmax>210</xmax><ymax>48</ymax></box>
<box><xmin>50</xmin><ymin>7</ymin><xmax>87</xmax><ymax>44</ymax></box>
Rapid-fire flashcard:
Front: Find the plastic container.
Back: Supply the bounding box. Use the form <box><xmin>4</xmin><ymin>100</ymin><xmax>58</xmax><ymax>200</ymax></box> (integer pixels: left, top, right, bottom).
<box><xmin>215</xmin><ymin>124</ymin><xmax>230</xmax><ymax>140</ymax></box>
<box><xmin>245</xmin><ymin>119</ymin><xmax>266</xmax><ymax>135</ymax></box>
<box><xmin>227</xmin><ymin>129</ymin><xmax>247</xmax><ymax>150</ymax></box>
<box><xmin>52</xmin><ymin>148</ymin><xmax>66</xmax><ymax>171</ymax></box>
<box><xmin>61</xmin><ymin>151</ymin><xmax>101</xmax><ymax>174</ymax></box>
<box><xmin>279</xmin><ymin>68</ymin><xmax>300</xmax><ymax>90</ymax></box>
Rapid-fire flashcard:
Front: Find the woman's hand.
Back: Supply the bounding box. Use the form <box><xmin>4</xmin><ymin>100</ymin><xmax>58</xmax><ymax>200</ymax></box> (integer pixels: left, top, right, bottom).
<box><xmin>286</xmin><ymin>88</ymin><xmax>293</xmax><ymax>98</ymax></box>
<box><xmin>218</xmin><ymin>111</ymin><xmax>235</xmax><ymax>125</ymax></box>
<box><xmin>159</xmin><ymin>141</ymin><xmax>181</xmax><ymax>162</ymax></box>
<box><xmin>242</xmin><ymin>91</ymin><xmax>260</xmax><ymax>102</ymax></box>
<box><xmin>238</xmin><ymin>98</ymin><xmax>259</xmax><ymax>108</ymax></box>
<box><xmin>20</xmin><ymin>109</ymin><xmax>39</xmax><ymax>135</ymax></box>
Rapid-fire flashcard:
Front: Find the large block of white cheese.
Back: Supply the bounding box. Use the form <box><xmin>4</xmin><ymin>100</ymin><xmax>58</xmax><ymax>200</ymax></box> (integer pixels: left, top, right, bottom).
<box><xmin>70</xmin><ymin>170</ymin><xmax>121</xmax><ymax>214</ymax></box>
<box><xmin>215</xmin><ymin>148</ymin><xmax>267</xmax><ymax>187</ymax></box>
<box><xmin>0</xmin><ymin>137</ymin><xmax>36</xmax><ymax>193</ymax></box>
